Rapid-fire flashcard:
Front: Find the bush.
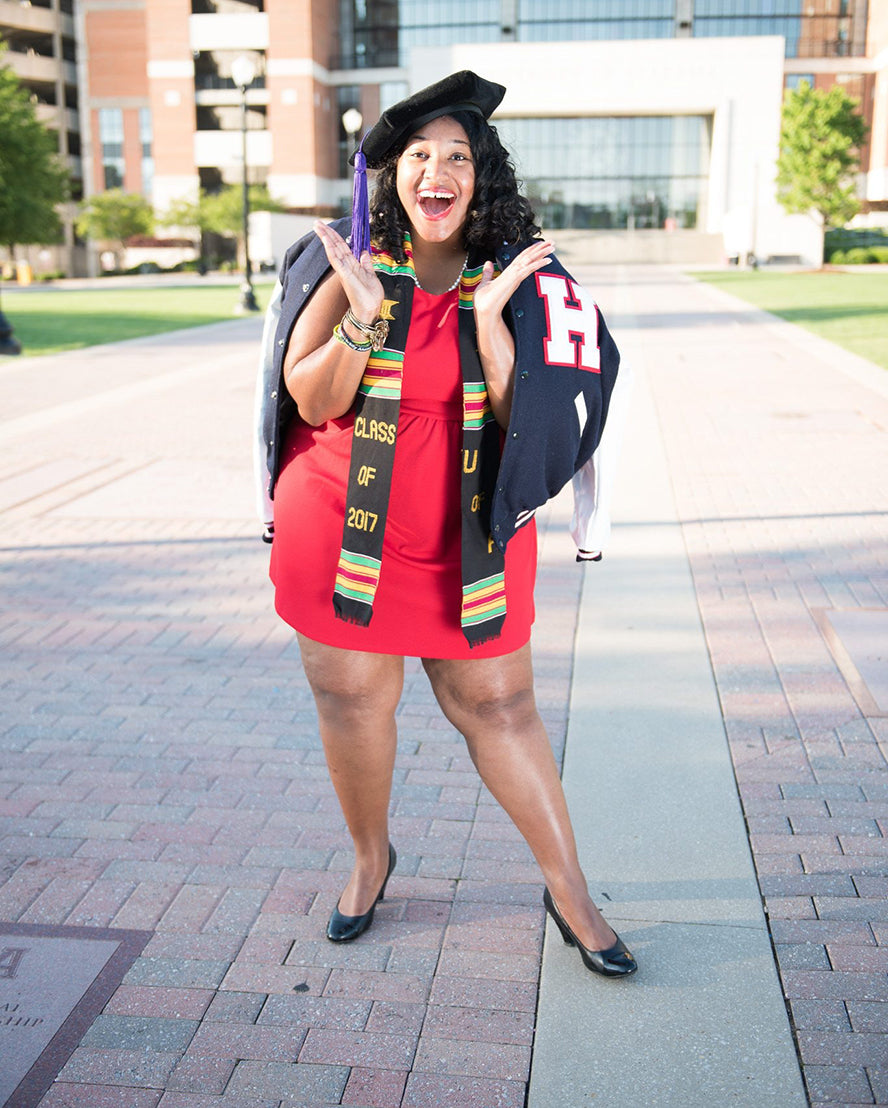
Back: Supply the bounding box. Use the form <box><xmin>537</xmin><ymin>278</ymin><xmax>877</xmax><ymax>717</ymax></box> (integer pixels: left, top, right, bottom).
<box><xmin>870</xmin><ymin>246</ymin><xmax>888</xmax><ymax>264</ymax></box>
<box><xmin>825</xmin><ymin>226</ymin><xmax>888</xmax><ymax>256</ymax></box>
<box><xmin>124</xmin><ymin>261</ymin><xmax>162</xmax><ymax>275</ymax></box>
<box><xmin>828</xmin><ymin>249</ymin><xmax>846</xmax><ymax>264</ymax></box>
<box><xmin>843</xmin><ymin>247</ymin><xmax>874</xmax><ymax>264</ymax></box>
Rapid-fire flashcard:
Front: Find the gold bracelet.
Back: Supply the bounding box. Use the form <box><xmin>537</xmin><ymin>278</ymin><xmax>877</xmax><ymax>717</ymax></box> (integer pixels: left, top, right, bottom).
<box><xmin>344</xmin><ymin>308</ymin><xmax>389</xmax><ymax>352</ymax></box>
<box><xmin>333</xmin><ymin>322</ymin><xmax>372</xmax><ymax>352</ymax></box>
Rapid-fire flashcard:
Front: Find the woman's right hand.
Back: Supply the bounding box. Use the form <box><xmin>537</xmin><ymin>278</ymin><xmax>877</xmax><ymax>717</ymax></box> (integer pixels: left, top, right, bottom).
<box><xmin>313</xmin><ymin>220</ymin><xmax>383</xmax><ymax>324</ymax></box>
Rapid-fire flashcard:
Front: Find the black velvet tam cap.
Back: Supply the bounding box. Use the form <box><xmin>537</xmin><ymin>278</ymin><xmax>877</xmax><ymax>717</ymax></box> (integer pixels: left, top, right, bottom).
<box><xmin>355</xmin><ymin>70</ymin><xmax>506</xmax><ymax>168</ymax></box>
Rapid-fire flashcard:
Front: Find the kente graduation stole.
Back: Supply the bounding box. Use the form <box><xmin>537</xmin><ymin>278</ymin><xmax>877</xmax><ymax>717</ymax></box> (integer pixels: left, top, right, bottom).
<box><xmin>332</xmin><ymin>234</ymin><xmax>507</xmax><ymax>648</ymax></box>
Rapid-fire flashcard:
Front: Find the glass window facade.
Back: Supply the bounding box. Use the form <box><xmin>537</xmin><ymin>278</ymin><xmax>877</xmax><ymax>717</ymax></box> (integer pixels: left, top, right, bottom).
<box><xmin>494</xmin><ymin>115</ymin><xmax>711</xmax><ymax>230</ymax></box>
<box><xmin>692</xmin><ymin>0</ymin><xmax>866</xmax><ymax>58</ymax></box>
<box><xmin>335</xmin><ymin>0</ymin><xmax>867</xmax><ymax>66</ymax></box>
<box><xmin>518</xmin><ymin>0</ymin><xmax>676</xmax><ymax>42</ymax></box>
<box><xmin>98</xmin><ymin>107</ymin><xmax>124</xmax><ymax>190</ymax></box>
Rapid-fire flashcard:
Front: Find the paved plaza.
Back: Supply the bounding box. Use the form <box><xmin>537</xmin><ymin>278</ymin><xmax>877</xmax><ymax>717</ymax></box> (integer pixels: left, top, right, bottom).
<box><xmin>1</xmin><ymin>263</ymin><xmax>886</xmax><ymax>1107</ymax></box>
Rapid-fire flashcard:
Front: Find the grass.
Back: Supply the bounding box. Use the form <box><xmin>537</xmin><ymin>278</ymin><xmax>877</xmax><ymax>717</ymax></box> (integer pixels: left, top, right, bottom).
<box><xmin>0</xmin><ymin>281</ymin><xmax>276</xmax><ymax>357</ymax></box>
<box><xmin>692</xmin><ymin>269</ymin><xmax>888</xmax><ymax>370</ymax></box>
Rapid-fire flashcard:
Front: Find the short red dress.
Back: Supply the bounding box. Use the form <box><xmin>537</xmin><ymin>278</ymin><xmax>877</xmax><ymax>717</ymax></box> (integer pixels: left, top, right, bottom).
<box><xmin>270</xmin><ymin>285</ymin><xmax>537</xmax><ymax>658</ymax></box>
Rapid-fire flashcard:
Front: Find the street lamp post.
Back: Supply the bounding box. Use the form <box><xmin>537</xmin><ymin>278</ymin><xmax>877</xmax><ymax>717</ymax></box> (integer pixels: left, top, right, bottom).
<box><xmin>341</xmin><ymin>106</ymin><xmax>363</xmax><ymax>177</ymax></box>
<box><xmin>231</xmin><ymin>54</ymin><xmax>259</xmax><ymax>313</ymax></box>
<box><xmin>342</xmin><ymin>107</ymin><xmax>363</xmax><ymax>155</ymax></box>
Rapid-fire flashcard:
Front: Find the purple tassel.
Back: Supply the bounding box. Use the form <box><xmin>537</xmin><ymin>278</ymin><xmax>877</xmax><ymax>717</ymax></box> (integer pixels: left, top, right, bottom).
<box><xmin>350</xmin><ymin>143</ymin><xmax>371</xmax><ymax>260</ymax></box>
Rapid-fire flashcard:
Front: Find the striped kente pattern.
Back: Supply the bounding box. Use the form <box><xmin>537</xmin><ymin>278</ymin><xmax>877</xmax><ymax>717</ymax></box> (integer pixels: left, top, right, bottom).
<box><xmin>461</xmin><ymin>572</ymin><xmax>507</xmax><ymax>628</ymax></box>
<box><xmin>458</xmin><ymin>263</ymin><xmax>488</xmax><ymax>310</ymax></box>
<box><xmin>334</xmin><ymin>549</ymin><xmax>382</xmax><ymax>607</ymax></box>
<box><xmin>462</xmin><ymin>380</ymin><xmax>493</xmax><ymax>430</ymax></box>
<box><xmin>358</xmin><ymin>349</ymin><xmax>404</xmax><ymax>399</ymax></box>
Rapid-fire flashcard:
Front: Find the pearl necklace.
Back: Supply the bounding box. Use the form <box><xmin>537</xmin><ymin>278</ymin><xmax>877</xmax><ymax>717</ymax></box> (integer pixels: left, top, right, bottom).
<box><xmin>413</xmin><ymin>254</ymin><xmax>468</xmax><ymax>295</ymax></box>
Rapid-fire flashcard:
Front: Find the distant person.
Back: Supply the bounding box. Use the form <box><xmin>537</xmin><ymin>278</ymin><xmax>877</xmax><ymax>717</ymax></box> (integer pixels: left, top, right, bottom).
<box><xmin>256</xmin><ymin>72</ymin><xmax>635</xmax><ymax>977</ymax></box>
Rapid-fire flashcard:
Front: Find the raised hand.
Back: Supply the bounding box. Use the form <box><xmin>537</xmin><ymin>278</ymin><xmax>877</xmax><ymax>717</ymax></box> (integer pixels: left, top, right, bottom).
<box><xmin>472</xmin><ymin>239</ymin><xmax>555</xmax><ymax>322</ymax></box>
<box><xmin>313</xmin><ymin>219</ymin><xmax>384</xmax><ymax>323</ymax></box>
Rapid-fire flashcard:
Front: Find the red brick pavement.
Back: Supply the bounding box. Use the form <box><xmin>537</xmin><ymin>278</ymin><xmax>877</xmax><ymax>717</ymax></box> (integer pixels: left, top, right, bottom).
<box><xmin>0</xmin><ymin>323</ymin><xmax>582</xmax><ymax>1107</ymax></box>
<box><xmin>5</xmin><ymin>267</ymin><xmax>887</xmax><ymax>1105</ymax></box>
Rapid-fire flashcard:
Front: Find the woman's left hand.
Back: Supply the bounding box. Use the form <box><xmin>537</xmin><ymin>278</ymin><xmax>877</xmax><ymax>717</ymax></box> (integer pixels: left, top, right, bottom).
<box><xmin>472</xmin><ymin>239</ymin><xmax>555</xmax><ymax>321</ymax></box>
<box><xmin>471</xmin><ymin>240</ymin><xmax>555</xmax><ymax>429</ymax></box>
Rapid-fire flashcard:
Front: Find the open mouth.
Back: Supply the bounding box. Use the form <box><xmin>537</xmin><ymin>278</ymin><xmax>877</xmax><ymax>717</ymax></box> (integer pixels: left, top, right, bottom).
<box><xmin>417</xmin><ymin>190</ymin><xmax>456</xmax><ymax>219</ymax></box>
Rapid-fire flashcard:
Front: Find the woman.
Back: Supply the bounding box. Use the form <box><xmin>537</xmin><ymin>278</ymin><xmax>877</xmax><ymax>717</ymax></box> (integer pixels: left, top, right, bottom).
<box><xmin>262</xmin><ymin>71</ymin><xmax>635</xmax><ymax>977</ymax></box>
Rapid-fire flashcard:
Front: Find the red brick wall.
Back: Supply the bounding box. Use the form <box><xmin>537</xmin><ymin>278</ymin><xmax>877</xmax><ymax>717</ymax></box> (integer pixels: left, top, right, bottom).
<box><xmin>145</xmin><ymin>0</ymin><xmax>196</xmax><ymax>177</ymax></box>
<box><xmin>85</xmin><ymin>9</ymin><xmax>148</xmax><ymax>98</ymax></box>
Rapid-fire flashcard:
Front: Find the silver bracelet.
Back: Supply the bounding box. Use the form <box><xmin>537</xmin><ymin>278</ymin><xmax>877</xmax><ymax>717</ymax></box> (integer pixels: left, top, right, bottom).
<box><xmin>344</xmin><ymin>308</ymin><xmax>389</xmax><ymax>352</ymax></box>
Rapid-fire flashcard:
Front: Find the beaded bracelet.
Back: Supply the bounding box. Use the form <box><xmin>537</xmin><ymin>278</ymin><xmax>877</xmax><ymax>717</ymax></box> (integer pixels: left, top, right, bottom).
<box><xmin>333</xmin><ymin>322</ymin><xmax>373</xmax><ymax>352</ymax></box>
<box><xmin>343</xmin><ymin>308</ymin><xmax>389</xmax><ymax>352</ymax></box>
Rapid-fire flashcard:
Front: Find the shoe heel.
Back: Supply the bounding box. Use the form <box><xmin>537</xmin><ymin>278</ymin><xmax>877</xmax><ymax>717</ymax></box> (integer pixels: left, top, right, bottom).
<box><xmin>543</xmin><ymin>888</ymin><xmax>576</xmax><ymax>947</ymax></box>
<box><xmin>377</xmin><ymin>844</ymin><xmax>397</xmax><ymax>903</ymax></box>
<box><xmin>552</xmin><ymin>915</ymin><xmax>575</xmax><ymax>946</ymax></box>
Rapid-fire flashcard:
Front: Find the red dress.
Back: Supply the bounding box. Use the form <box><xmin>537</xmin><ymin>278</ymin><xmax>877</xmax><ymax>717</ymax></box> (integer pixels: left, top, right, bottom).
<box><xmin>270</xmin><ymin>286</ymin><xmax>537</xmax><ymax>658</ymax></box>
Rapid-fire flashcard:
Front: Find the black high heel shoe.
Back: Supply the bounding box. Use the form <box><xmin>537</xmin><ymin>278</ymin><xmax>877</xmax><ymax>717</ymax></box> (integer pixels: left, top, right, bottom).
<box><xmin>543</xmin><ymin>887</ymin><xmax>637</xmax><ymax>978</ymax></box>
<box><xmin>326</xmin><ymin>844</ymin><xmax>397</xmax><ymax>943</ymax></box>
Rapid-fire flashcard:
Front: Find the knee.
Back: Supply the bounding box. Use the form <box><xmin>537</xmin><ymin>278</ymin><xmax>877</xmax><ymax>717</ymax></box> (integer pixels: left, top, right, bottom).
<box><xmin>308</xmin><ymin>674</ymin><xmax>401</xmax><ymax>727</ymax></box>
<box><xmin>437</xmin><ymin>677</ymin><xmax>537</xmax><ymax>733</ymax></box>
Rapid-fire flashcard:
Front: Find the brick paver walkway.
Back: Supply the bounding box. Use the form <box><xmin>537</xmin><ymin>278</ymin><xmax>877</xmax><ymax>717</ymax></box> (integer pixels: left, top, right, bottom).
<box><xmin>583</xmin><ymin>264</ymin><xmax>887</xmax><ymax>1108</ymax></box>
<box><xmin>2</xmin><ymin>265</ymin><xmax>887</xmax><ymax>1106</ymax></box>
<box><xmin>0</xmin><ymin>320</ymin><xmax>581</xmax><ymax>1108</ymax></box>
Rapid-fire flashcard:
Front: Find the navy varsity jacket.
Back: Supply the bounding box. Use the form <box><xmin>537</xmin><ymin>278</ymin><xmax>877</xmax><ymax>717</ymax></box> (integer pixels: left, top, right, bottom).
<box><xmin>253</xmin><ymin>218</ymin><xmax>630</xmax><ymax>556</ymax></box>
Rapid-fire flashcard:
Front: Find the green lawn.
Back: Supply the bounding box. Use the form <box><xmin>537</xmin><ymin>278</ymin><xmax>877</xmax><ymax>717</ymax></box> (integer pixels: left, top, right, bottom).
<box><xmin>0</xmin><ymin>281</ymin><xmax>276</xmax><ymax>357</ymax></box>
<box><xmin>693</xmin><ymin>270</ymin><xmax>888</xmax><ymax>370</ymax></box>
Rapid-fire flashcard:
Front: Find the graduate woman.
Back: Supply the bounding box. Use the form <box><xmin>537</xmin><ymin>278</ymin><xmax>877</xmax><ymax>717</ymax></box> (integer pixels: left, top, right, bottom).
<box><xmin>259</xmin><ymin>71</ymin><xmax>635</xmax><ymax>977</ymax></box>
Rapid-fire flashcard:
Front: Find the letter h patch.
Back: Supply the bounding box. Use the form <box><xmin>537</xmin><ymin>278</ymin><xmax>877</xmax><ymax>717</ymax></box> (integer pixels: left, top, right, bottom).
<box><xmin>535</xmin><ymin>273</ymin><xmax>601</xmax><ymax>373</ymax></box>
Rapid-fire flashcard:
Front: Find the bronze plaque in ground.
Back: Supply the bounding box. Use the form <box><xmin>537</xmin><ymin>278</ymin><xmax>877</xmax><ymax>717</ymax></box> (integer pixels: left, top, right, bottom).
<box><xmin>0</xmin><ymin>922</ymin><xmax>150</xmax><ymax>1108</ymax></box>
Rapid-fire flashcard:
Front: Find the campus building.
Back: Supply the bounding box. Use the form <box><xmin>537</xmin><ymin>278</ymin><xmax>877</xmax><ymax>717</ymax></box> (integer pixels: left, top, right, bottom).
<box><xmin>2</xmin><ymin>1</ymin><xmax>886</xmax><ymax>273</ymax></box>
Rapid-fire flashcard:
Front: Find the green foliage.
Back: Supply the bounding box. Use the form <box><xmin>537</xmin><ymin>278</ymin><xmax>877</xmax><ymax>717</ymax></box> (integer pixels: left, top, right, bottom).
<box><xmin>75</xmin><ymin>190</ymin><xmax>154</xmax><ymax>264</ymax></box>
<box><xmin>831</xmin><ymin>245</ymin><xmax>888</xmax><ymax>265</ymax></box>
<box><xmin>0</xmin><ymin>44</ymin><xmax>70</xmax><ymax>251</ymax></box>
<box><xmin>776</xmin><ymin>81</ymin><xmax>867</xmax><ymax>245</ymax></box>
<box><xmin>825</xmin><ymin>226</ymin><xmax>888</xmax><ymax>256</ymax></box>
<box><xmin>161</xmin><ymin>184</ymin><xmax>287</xmax><ymax>239</ymax></box>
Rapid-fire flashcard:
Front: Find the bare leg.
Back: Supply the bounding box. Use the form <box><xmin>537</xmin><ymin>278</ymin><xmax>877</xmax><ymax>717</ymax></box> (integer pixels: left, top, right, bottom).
<box><xmin>423</xmin><ymin>643</ymin><xmax>617</xmax><ymax>951</ymax></box>
<box><xmin>297</xmin><ymin>634</ymin><xmax>404</xmax><ymax>915</ymax></box>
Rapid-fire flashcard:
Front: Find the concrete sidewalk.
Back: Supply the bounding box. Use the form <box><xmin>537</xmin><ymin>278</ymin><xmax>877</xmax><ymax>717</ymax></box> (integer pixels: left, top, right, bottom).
<box><xmin>1</xmin><ymin>266</ymin><xmax>886</xmax><ymax>1107</ymax></box>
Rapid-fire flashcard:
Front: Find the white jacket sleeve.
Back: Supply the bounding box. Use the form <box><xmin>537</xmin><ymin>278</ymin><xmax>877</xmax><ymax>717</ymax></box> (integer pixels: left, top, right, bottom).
<box><xmin>570</xmin><ymin>360</ymin><xmax>633</xmax><ymax>559</ymax></box>
<box><xmin>253</xmin><ymin>278</ymin><xmax>284</xmax><ymax>529</ymax></box>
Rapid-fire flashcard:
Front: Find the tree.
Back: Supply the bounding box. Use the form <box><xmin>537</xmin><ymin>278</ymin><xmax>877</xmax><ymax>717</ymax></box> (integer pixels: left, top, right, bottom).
<box><xmin>76</xmin><ymin>190</ymin><xmax>154</xmax><ymax>270</ymax></box>
<box><xmin>776</xmin><ymin>81</ymin><xmax>867</xmax><ymax>264</ymax></box>
<box><xmin>0</xmin><ymin>45</ymin><xmax>69</xmax><ymax>258</ymax></box>
<box><xmin>0</xmin><ymin>44</ymin><xmax>70</xmax><ymax>353</ymax></box>
<box><xmin>162</xmin><ymin>184</ymin><xmax>287</xmax><ymax>267</ymax></box>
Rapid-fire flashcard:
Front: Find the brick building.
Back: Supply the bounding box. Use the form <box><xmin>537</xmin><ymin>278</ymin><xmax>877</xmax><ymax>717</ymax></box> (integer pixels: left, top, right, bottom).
<box><xmin>2</xmin><ymin>0</ymin><xmax>886</xmax><ymax>273</ymax></box>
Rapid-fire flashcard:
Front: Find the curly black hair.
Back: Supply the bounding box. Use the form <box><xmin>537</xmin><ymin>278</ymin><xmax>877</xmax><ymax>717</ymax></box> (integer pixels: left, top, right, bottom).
<box><xmin>369</xmin><ymin>110</ymin><xmax>540</xmax><ymax>262</ymax></box>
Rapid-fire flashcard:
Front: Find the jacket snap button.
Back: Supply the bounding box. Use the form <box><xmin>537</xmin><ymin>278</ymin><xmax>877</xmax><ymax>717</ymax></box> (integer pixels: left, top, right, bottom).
<box><xmin>511</xmin><ymin>431</ymin><xmax>519</xmax><ymax>438</ymax></box>
<box><xmin>494</xmin><ymin>524</ymin><xmax>500</xmax><ymax>531</ymax></box>
<box><xmin>520</xmin><ymin>371</ymin><xmax>528</xmax><ymax>380</ymax></box>
<box><xmin>302</xmin><ymin>283</ymin><xmax>310</xmax><ymax>292</ymax></box>
<box><xmin>516</xmin><ymin>309</ymin><xmax>524</xmax><ymax>318</ymax></box>
<box><xmin>271</xmin><ymin>390</ymin><xmax>277</xmax><ymax>399</ymax></box>
<box><xmin>278</xmin><ymin>339</ymin><xmax>284</xmax><ymax>346</ymax></box>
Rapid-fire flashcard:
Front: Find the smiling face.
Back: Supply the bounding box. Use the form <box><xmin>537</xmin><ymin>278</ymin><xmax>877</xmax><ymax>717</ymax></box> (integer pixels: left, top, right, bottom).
<box><xmin>395</xmin><ymin>115</ymin><xmax>476</xmax><ymax>249</ymax></box>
